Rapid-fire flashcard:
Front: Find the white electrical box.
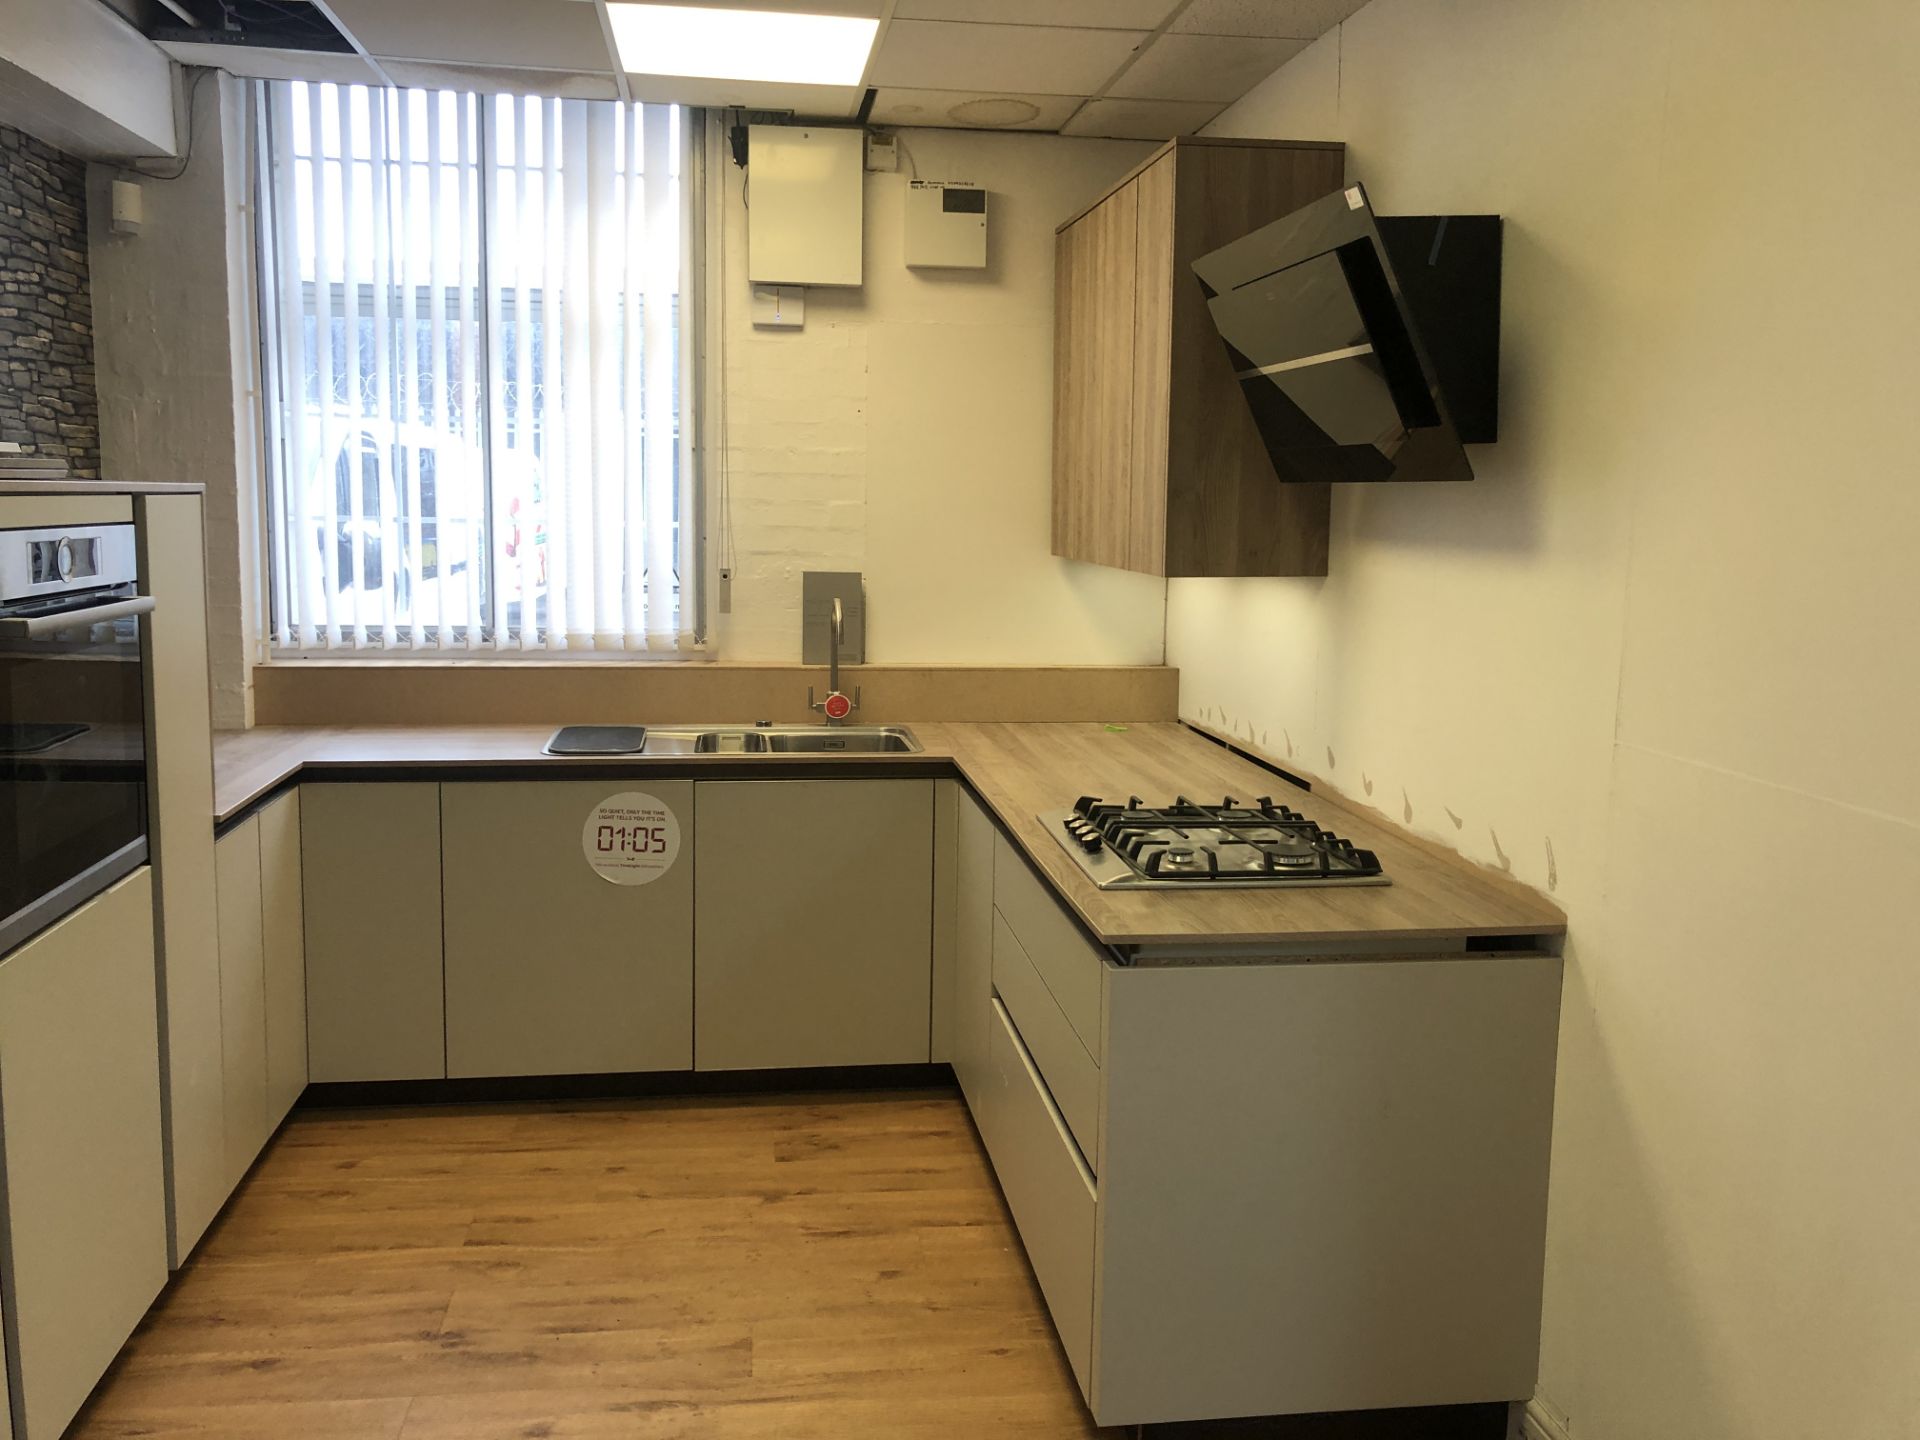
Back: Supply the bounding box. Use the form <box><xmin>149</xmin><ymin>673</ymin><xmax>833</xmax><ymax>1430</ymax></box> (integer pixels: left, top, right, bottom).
<box><xmin>905</xmin><ymin>181</ymin><xmax>988</xmax><ymax>270</ymax></box>
<box><xmin>747</xmin><ymin>124</ymin><xmax>864</xmax><ymax>288</ymax></box>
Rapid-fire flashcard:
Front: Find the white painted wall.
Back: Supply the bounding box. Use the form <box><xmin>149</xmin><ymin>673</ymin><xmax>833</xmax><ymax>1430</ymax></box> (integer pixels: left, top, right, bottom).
<box><xmin>712</xmin><ymin>127</ymin><xmax>1167</xmax><ymax>662</ymax></box>
<box><xmin>89</xmin><ymin>110</ymin><xmax>1164</xmax><ymax>680</ymax></box>
<box><xmin>1166</xmin><ymin>4</ymin><xmax>1920</xmax><ymax>1438</ymax></box>
<box><xmin>0</xmin><ymin>0</ymin><xmax>177</xmax><ymax>158</ymax></box>
<box><xmin>90</xmin><ymin>73</ymin><xmax>259</xmax><ymax>728</ymax></box>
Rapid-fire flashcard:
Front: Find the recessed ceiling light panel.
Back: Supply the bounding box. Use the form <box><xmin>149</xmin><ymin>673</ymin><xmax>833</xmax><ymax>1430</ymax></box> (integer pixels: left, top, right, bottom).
<box><xmin>606</xmin><ymin>4</ymin><xmax>878</xmax><ymax>86</ymax></box>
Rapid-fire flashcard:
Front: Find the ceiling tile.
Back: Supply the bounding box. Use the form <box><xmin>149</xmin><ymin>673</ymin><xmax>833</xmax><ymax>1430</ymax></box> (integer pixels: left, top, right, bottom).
<box><xmin>1170</xmin><ymin>0</ymin><xmax>1370</xmax><ymax>38</ymax></box>
<box><xmin>869</xmin><ymin>88</ymin><xmax>1083</xmax><ymax>132</ymax></box>
<box><xmin>893</xmin><ymin>0</ymin><xmax>1178</xmax><ymax>26</ymax></box>
<box><xmin>1059</xmin><ymin>97</ymin><xmax>1227</xmax><ymax>140</ymax></box>
<box><xmin>1108</xmin><ymin>32</ymin><xmax>1306</xmax><ymax>102</ymax></box>
<box><xmin>870</xmin><ymin>19</ymin><xmax>1146</xmax><ymax>94</ymax></box>
<box><xmin>326</xmin><ymin>0</ymin><xmax>614</xmax><ymax>73</ymax></box>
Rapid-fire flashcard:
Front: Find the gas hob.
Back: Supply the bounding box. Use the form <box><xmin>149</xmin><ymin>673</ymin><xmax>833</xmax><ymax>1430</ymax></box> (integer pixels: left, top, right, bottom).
<box><xmin>1043</xmin><ymin>794</ymin><xmax>1389</xmax><ymax>890</ymax></box>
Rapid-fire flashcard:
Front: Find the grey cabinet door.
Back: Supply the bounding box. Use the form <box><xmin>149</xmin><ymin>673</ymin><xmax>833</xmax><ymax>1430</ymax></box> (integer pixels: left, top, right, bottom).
<box><xmin>952</xmin><ymin>787</ymin><xmax>996</xmax><ymax>1111</ymax></box>
<box><xmin>442</xmin><ymin>781</ymin><xmax>694</xmax><ymax>1078</ymax></box>
<box><xmin>694</xmin><ymin>780</ymin><xmax>934</xmax><ymax>1071</ymax></box>
<box><xmin>213</xmin><ymin>817</ymin><xmax>268</xmax><ymax>1187</ymax></box>
<box><xmin>0</xmin><ymin>872</ymin><xmax>168</xmax><ymax>1440</ymax></box>
<box><xmin>302</xmin><ymin>784</ymin><xmax>445</xmax><ymax>1082</ymax></box>
<box><xmin>259</xmin><ymin>791</ymin><xmax>308</xmax><ymax>1126</ymax></box>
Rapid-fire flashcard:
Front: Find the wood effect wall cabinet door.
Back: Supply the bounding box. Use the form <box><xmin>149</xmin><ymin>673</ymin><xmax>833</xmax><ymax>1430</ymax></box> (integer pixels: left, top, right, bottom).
<box><xmin>951</xmin><ymin>786</ymin><xmax>996</xmax><ymax>1112</ymax></box>
<box><xmin>1051</xmin><ymin>180</ymin><xmax>1138</xmax><ymax>571</ymax></box>
<box><xmin>1126</xmin><ymin>151</ymin><xmax>1175</xmax><ymax>576</ymax></box>
<box><xmin>442</xmin><ymin>782</ymin><xmax>694</xmax><ymax>1078</ymax></box>
<box><xmin>0</xmin><ymin>872</ymin><xmax>168</xmax><ymax>1440</ymax></box>
<box><xmin>1050</xmin><ymin>137</ymin><xmax>1346</xmax><ymax>578</ymax></box>
<box><xmin>213</xmin><ymin>818</ymin><xmax>269</xmax><ymax>1188</ymax></box>
<box><xmin>133</xmin><ymin>493</ymin><xmax>227</xmax><ymax>1266</ymax></box>
<box><xmin>301</xmin><ymin>783</ymin><xmax>445</xmax><ymax>1083</ymax></box>
<box><xmin>695</xmin><ymin>780</ymin><xmax>935</xmax><ymax>1071</ymax></box>
<box><xmin>258</xmin><ymin>792</ymin><xmax>308</xmax><ymax>1126</ymax></box>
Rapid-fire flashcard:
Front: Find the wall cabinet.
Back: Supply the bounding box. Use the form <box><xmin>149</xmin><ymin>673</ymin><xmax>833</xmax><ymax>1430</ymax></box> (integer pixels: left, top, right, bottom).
<box><xmin>694</xmin><ymin>780</ymin><xmax>935</xmax><ymax>1070</ymax></box>
<box><xmin>302</xmin><ymin>783</ymin><xmax>445</xmax><ymax>1082</ymax></box>
<box><xmin>1051</xmin><ymin>136</ymin><xmax>1347</xmax><ymax>578</ymax></box>
<box><xmin>0</xmin><ymin>873</ymin><xmax>168</xmax><ymax>1440</ymax></box>
<box><xmin>442</xmin><ymin>781</ymin><xmax>694</xmax><ymax>1078</ymax></box>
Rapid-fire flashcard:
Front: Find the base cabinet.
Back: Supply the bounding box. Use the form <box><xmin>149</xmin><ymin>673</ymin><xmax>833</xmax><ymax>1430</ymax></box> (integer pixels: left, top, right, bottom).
<box><xmin>213</xmin><ymin>818</ymin><xmax>269</xmax><ymax>1187</ymax></box>
<box><xmin>0</xmin><ymin>873</ymin><xmax>168</xmax><ymax>1440</ymax></box>
<box><xmin>951</xmin><ymin>786</ymin><xmax>995</xmax><ymax>1111</ymax></box>
<box><xmin>302</xmin><ymin>783</ymin><xmax>446</xmax><ymax>1082</ymax></box>
<box><xmin>213</xmin><ymin>791</ymin><xmax>310</xmax><ymax>1191</ymax></box>
<box><xmin>955</xmin><ymin>815</ymin><xmax>1565</xmax><ymax>1428</ymax></box>
<box><xmin>442</xmin><ymin>781</ymin><xmax>694</xmax><ymax>1077</ymax></box>
<box><xmin>694</xmin><ymin>780</ymin><xmax>935</xmax><ymax>1070</ymax></box>
<box><xmin>259</xmin><ymin>792</ymin><xmax>308</xmax><ymax>1126</ymax></box>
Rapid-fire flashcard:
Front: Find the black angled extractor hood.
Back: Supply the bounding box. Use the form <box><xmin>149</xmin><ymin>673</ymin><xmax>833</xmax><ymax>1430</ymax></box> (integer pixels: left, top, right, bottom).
<box><xmin>1192</xmin><ymin>182</ymin><xmax>1502</xmax><ymax>484</ymax></box>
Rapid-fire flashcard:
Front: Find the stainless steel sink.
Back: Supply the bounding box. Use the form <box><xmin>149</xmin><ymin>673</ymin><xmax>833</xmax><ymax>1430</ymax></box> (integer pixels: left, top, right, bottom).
<box><xmin>645</xmin><ymin>725</ymin><xmax>922</xmax><ymax>755</ymax></box>
<box><xmin>762</xmin><ymin>726</ymin><xmax>920</xmax><ymax>754</ymax></box>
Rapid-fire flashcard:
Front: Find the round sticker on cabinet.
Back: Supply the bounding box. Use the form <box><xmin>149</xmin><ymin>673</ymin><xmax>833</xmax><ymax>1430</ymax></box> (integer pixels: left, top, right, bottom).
<box><xmin>582</xmin><ymin>791</ymin><xmax>682</xmax><ymax>885</ymax></box>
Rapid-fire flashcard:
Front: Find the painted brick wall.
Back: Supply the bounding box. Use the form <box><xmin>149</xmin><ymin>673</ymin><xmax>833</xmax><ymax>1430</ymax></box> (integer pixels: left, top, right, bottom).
<box><xmin>0</xmin><ymin>123</ymin><xmax>99</xmax><ymax>477</ymax></box>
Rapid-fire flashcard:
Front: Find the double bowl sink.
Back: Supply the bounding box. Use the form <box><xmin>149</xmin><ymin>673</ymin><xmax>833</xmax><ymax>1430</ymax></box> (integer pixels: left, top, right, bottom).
<box><xmin>546</xmin><ymin>724</ymin><xmax>922</xmax><ymax>756</ymax></box>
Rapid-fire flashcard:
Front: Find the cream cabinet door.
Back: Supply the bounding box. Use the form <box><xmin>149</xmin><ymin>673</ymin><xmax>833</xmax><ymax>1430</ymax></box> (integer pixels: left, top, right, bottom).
<box><xmin>302</xmin><ymin>784</ymin><xmax>445</xmax><ymax>1082</ymax></box>
<box><xmin>694</xmin><ymin>780</ymin><xmax>934</xmax><ymax>1071</ymax></box>
<box><xmin>259</xmin><ymin>791</ymin><xmax>308</xmax><ymax>1126</ymax></box>
<box><xmin>952</xmin><ymin>786</ymin><xmax>996</xmax><ymax>1112</ymax></box>
<box><xmin>214</xmin><ymin>818</ymin><xmax>269</xmax><ymax>1187</ymax></box>
<box><xmin>134</xmin><ymin>493</ymin><xmax>227</xmax><ymax>1266</ymax></box>
<box><xmin>0</xmin><ymin>872</ymin><xmax>168</xmax><ymax>1440</ymax></box>
<box><xmin>442</xmin><ymin>781</ymin><xmax>695</xmax><ymax>1078</ymax></box>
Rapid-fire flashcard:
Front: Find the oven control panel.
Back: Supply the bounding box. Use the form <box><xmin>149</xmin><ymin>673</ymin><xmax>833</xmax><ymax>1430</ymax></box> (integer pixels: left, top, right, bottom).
<box><xmin>0</xmin><ymin>524</ymin><xmax>139</xmax><ymax>604</ymax></box>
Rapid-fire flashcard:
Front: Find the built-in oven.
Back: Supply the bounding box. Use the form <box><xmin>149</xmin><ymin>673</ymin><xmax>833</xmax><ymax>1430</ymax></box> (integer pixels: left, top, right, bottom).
<box><xmin>0</xmin><ymin>522</ymin><xmax>155</xmax><ymax>955</ymax></box>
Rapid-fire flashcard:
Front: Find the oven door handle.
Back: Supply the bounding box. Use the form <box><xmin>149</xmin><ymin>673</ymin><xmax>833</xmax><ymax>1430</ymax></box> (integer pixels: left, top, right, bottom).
<box><xmin>0</xmin><ymin>595</ymin><xmax>157</xmax><ymax>638</ymax></box>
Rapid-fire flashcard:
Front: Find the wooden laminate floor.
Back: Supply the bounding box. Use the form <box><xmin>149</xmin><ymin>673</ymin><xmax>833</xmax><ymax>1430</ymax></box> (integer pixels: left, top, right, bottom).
<box><xmin>71</xmin><ymin>1090</ymin><xmax>1109</xmax><ymax>1439</ymax></box>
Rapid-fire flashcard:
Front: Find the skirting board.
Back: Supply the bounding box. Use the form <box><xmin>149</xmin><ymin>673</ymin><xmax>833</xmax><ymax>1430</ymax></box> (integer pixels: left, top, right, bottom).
<box><xmin>252</xmin><ymin>662</ymin><xmax>1180</xmax><ymax>726</ymax></box>
<box><xmin>1522</xmin><ymin>1398</ymin><xmax>1573</xmax><ymax>1440</ymax></box>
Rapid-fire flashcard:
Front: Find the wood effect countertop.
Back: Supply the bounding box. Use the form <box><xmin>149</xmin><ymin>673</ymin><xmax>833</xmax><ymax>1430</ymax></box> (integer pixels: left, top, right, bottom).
<box><xmin>0</xmin><ymin>479</ymin><xmax>206</xmax><ymax>495</ymax></box>
<box><xmin>210</xmin><ymin>721</ymin><xmax>1566</xmax><ymax>950</ymax></box>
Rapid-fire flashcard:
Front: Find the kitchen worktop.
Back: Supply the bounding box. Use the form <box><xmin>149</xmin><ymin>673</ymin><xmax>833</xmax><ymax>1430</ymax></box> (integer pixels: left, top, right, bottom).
<box><xmin>211</xmin><ymin>721</ymin><xmax>1565</xmax><ymax>949</ymax></box>
<box><xmin>0</xmin><ymin>479</ymin><xmax>206</xmax><ymax>495</ymax></box>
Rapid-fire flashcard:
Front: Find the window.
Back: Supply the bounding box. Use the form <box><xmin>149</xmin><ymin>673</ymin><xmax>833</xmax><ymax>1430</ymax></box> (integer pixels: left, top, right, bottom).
<box><xmin>255</xmin><ymin>82</ymin><xmax>700</xmax><ymax>653</ymax></box>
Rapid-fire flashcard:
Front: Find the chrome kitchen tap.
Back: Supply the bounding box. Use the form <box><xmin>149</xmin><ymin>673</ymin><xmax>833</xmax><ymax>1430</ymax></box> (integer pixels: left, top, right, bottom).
<box><xmin>808</xmin><ymin>596</ymin><xmax>860</xmax><ymax>724</ymax></box>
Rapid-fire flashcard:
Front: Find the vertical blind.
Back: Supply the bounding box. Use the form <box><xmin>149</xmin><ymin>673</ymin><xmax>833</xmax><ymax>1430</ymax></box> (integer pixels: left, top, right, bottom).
<box><xmin>256</xmin><ymin>81</ymin><xmax>698</xmax><ymax>653</ymax></box>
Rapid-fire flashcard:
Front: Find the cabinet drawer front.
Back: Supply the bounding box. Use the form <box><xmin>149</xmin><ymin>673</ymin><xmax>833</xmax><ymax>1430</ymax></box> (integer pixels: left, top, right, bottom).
<box><xmin>992</xmin><ymin>909</ymin><xmax>1100</xmax><ymax>1171</ymax></box>
<box><xmin>993</xmin><ymin>833</ymin><xmax>1106</xmax><ymax>1059</ymax></box>
<box><xmin>976</xmin><ymin>998</ymin><xmax>1097</xmax><ymax>1395</ymax></box>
